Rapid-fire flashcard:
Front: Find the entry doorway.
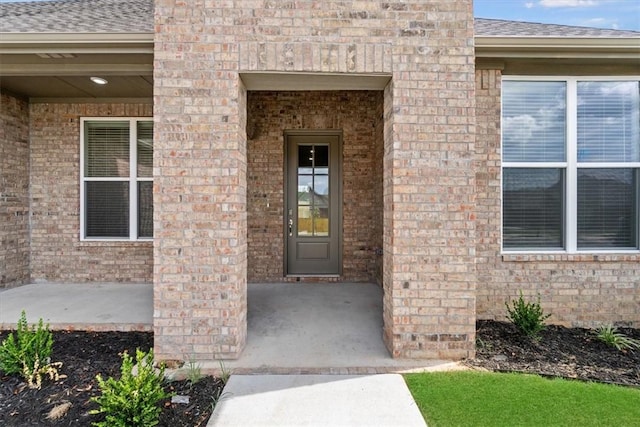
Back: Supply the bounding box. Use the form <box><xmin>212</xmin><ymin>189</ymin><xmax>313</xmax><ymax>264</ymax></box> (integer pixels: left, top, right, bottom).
<box><xmin>284</xmin><ymin>131</ymin><xmax>342</xmax><ymax>275</ymax></box>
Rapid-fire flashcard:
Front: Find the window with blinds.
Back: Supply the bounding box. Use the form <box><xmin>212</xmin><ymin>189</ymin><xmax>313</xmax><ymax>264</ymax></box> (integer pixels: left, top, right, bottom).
<box><xmin>82</xmin><ymin>119</ymin><xmax>153</xmax><ymax>240</ymax></box>
<box><xmin>502</xmin><ymin>81</ymin><xmax>567</xmax><ymax>250</ymax></box>
<box><xmin>502</xmin><ymin>79</ymin><xmax>640</xmax><ymax>252</ymax></box>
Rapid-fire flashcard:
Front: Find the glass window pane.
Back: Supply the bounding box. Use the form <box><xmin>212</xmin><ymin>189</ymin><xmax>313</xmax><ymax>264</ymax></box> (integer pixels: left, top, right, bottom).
<box><xmin>577</xmin><ymin>82</ymin><xmax>640</xmax><ymax>163</ymax></box>
<box><xmin>313</xmin><ymin>175</ymin><xmax>329</xmax><ymax>196</ymax></box>
<box><xmin>578</xmin><ymin>169</ymin><xmax>637</xmax><ymax>249</ymax></box>
<box><xmin>138</xmin><ymin>181</ymin><xmax>153</xmax><ymax>238</ymax></box>
<box><xmin>85</xmin><ymin>181</ymin><xmax>129</xmax><ymax>238</ymax></box>
<box><xmin>85</xmin><ymin>121</ymin><xmax>130</xmax><ymax>177</ymax></box>
<box><xmin>313</xmin><ymin>194</ymin><xmax>329</xmax><ymax>237</ymax></box>
<box><xmin>298</xmin><ymin>145</ymin><xmax>313</xmax><ymax>168</ymax></box>
<box><xmin>312</xmin><ymin>176</ymin><xmax>330</xmax><ymax>236</ymax></box>
<box><xmin>297</xmin><ymin>175</ymin><xmax>312</xmax><ymax>236</ymax></box>
<box><xmin>503</xmin><ymin>168</ymin><xmax>564</xmax><ymax>249</ymax></box>
<box><xmin>502</xmin><ymin>81</ymin><xmax>566</xmax><ymax>162</ymax></box>
<box><xmin>137</xmin><ymin>121</ymin><xmax>153</xmax><ymax>177</ymax></box>
<box><xmin>314</xmin><ymin>145</ymin><xmax>329</xmax><ymax>168</ymax></box>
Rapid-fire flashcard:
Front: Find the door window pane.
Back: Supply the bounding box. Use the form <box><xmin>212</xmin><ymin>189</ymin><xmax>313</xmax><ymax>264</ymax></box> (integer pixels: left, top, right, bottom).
<box><xmin>85</xmin><ymin>181</ymin><xmax>129</xmax><ymax>238</ymax></box>
<box><xmin>503</xmin><ymin>168</ymin><xmax>564</xmax><ymax>249</ymax></box>
<box><xmin>296</xmin><ymin>144</ymin><xmax>330</xmax><ymax>237</ymax></box>
<box><xmin>313</xmin><ymin>175</ymin><xmax>329</xmax><ymax>196</ymax></box>
<box><xmin>314</xmin><ymin>145</ymin><xmax>329</xmax><ymax>168</ymax></box>
<box><xmin>502</xmin><ymin>81</ymin><xmax>566</xmax><ymax>162</ymax></box>
<box><xmin>578</xmin><ymin>168</ymin><xmax>637</xmax><ymax>249</ymax></box>
<box><xmin>297</xmin><ymin>174</ymin><xmax>313</xmax><ymax>236</ymax></box>
<box><xmin>298</xmin><ymin>145</ymin><xmax>313</xmax><ymax>168</ymax></box>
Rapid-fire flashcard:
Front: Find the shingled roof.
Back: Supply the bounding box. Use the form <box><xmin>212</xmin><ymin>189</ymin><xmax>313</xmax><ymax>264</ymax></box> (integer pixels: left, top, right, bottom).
<box><xmin>475</xmin><ymin>18</ymin><xmax>640</xmax><ymax>38</ymax></box>
<box><xmin>0</xmin><ymin>0</ymin><xmax>638</xmax><ymax>37</ymax></box>
<box><xmin>0</xmin><ymin>0</ymin><xmax>153</xmax><ymax>33</ymax></box>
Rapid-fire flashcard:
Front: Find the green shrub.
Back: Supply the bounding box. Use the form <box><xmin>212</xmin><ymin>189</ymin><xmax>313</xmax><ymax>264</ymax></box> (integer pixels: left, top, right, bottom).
<box><xmin>505</xmin><ymin>291</ymin><xmax>551</xmax><ymax>340</ymax></box>
<box><xmin>185</xmin><ymin>356</ymin><xmax>202</xmax><ymax>386</ymax></box>
<box><xmin>595</xmin><ymin>324</ymin><xmax>640</xmax><ymax>352</ymax></box>
<box><xmin>91</xmin><ymin>348</ymin><xmax>170</xmax><ymax>427</ymax></box>
<box><xmin>0</xmin><ymin>310</ymin><xmax>61</xmax><ymax>389</ymax></box>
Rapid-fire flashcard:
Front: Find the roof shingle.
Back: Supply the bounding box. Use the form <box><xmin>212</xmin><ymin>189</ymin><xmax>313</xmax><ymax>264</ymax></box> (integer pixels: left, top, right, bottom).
<box><xmin>475</xmin><ymin>18</ymin><xmax>640</xmax><ymax>38</ymax></box>
<box><xmin>0</xmin><ymin>0</ymin><xmax>153</xmax><ymax>33</ymax></box>
<box><xmin>0</xmin><ymin>0</ymin><xmax>638</xmax><ymax>38</ymax></box>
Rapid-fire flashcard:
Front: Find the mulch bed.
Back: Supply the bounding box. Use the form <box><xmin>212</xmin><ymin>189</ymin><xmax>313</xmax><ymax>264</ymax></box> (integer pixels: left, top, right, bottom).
<box><xmin>466</xmin><ymin>320</ymin><xmax>640</xmax><ymax>387</ymax></box>
<box><xmin>0</xmin><ymin>331</ymin><xmax>224</xmax><ymax>427</ymax></box>
<box><xmin>1</xmin><ymin>321</ymin><xmax>639</xmax><ymax>425</ymax></box>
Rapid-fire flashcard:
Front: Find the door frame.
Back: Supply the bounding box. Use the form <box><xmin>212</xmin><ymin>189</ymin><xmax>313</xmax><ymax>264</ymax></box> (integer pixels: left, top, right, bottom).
<box><xmin>283</xmin><ymin>129</ymin><xmax>343</xmax><ymax>276</ymax></box>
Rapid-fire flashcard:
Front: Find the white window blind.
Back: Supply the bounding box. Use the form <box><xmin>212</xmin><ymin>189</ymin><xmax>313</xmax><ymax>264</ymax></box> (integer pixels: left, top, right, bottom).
<box><xmin>137</xmin><ymin>121</ymin><xmax>153</xmax><ymax>177</ymax></box>
<box><xmin>502</xmin><ymin>81</ymin><xmax>566</xmax><ymax>163</ymax></box>
<box><xmin>577</xmin><ymin>169</ymin><xmax>636</xmax><ymax>249</ymax></box>
<box><xmin>503</xmin><ymin>168</ymin><xmax>564</xmax><ymax>249</ymax></box>
<box><xmin>85</xmin><ymin>121</ymin><xmax>130</xmax><ymax>177</ymax></box>
<box><xmin>85</xmin><ymin>181</ymin><xmax>129</xmax><ymax>238</ymax></box>
<box><xmin>577</xmin><ymin>82</ymin><xmax>640</xmax><ymax>163</ymax></box>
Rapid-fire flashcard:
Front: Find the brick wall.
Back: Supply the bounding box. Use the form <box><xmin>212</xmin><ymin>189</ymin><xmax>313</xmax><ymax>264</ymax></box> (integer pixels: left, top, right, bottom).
<box><xmin>0</xmin><ymin>93</ymin><xmax>30</xmax><ymax>288</ymax></box>
<box><xmin>247</xmin><ymin>91</ymin><xmax>383</xmax><ymax>283</ymax></box>
<box><xmin>475</xmin><ymin>68</ymin><xmax>640</xmax><ymax>328</ymax></box>
<box><xmin>154</xmin><ymin>0</ymin><xmax>476</xmax><ymax>360</ymax></box>
<box><xmin>29</xmin><ymin>103</ymin><xmax>153</xmax><ymax>283</ymax></box>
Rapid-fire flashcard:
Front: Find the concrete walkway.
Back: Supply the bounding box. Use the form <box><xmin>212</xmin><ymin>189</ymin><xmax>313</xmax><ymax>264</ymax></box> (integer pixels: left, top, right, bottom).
<box><xmin>207</xmin><ymin>374</ymin><xmax>427</xmax><ymax>427</ymax></box>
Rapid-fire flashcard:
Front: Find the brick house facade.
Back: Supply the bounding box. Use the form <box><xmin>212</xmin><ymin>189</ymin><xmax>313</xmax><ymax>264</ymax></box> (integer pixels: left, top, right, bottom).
<box><xmin>0</xmin><ymin>0</ymin><xmax>639</xmax><ymax>362</ymax></box>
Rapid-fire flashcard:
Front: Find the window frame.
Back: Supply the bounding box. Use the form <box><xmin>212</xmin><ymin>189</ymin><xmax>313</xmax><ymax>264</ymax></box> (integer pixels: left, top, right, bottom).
<box><xmin>80</xmin><ymin>117</ymin><xmax>153</xmax><ymax>242</ymax></box>
<box><xmin>501</xmin><ymin>76</ymin><xmax>640</xmax><ymax>254</ymax></box>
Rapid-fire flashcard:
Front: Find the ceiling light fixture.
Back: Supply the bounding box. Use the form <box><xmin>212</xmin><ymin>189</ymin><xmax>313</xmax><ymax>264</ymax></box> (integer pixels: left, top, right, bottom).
<box><xmin>90</xmin><ymin>77</ymin><xmax>108</xmax><ymax>85</ymax></box>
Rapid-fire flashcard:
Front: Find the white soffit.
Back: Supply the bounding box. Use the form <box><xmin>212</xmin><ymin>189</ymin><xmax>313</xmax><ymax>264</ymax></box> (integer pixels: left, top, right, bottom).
<box><xmin>240</xmin><ymin>72</ymin><xmax>392</xmax><ymax>91</ymax></box>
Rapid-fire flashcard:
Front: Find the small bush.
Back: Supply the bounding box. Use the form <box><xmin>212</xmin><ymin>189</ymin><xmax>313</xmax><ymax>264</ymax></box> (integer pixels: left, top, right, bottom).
<box><xmin>0</xmin><ymin>310</ymin><xmax>61</xmax><ymax>389</ymax></box>
<box><xmin>505</xmin><ymin>291</ymin><xmax>551</xmax><ymax>340</ymax></box>
<box><xmin>91</xmin><ymin>348</ymin><xmax>170</xmax><ymax>427</ymax></box>
<box><xmin>595</xmin><ymin>324</ymin><xmax>640</xmax><ymax>352</ymax></box>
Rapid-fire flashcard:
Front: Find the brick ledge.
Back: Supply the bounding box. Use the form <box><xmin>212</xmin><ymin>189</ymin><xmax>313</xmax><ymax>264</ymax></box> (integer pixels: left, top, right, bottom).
<box><xmin>502</xmin><ymin>253</ymin><xmax>640</xmax><ymax>262</ymax></box>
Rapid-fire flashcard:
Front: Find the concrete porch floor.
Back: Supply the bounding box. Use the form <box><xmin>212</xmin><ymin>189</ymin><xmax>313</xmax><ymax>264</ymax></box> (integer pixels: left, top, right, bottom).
<box><xmin>0</xmin><ymin>282</ymin><xmax>458</xmax><ymax>373</ymax></box>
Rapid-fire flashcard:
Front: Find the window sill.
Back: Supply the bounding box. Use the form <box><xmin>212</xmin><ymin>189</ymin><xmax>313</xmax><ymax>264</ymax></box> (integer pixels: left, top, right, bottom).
<box><xmin>78</xmin><ymin>239</ymin><xmax>153</xmax><ymax>246</ymax></box>
<box><xmin>501</xmin><ymin>252</ymin><xmax>640</xmax><ymax>262</ymax></box>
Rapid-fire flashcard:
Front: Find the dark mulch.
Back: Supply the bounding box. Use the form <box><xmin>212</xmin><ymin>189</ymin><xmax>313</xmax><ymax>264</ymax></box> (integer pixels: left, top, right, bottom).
<box><xmin>2</xmin><ymin>322</ymin><xmax>639</xmax><ymax>425</ymax></box>
<box><xmin>466</xmin><ymin>320</ymin><xmax>640</xmax><ymax>387</ymax></box>
<box><xmin>0</xmin><ymin>331</ymin><xmax>224</xmax><ymax>427</ymax></box>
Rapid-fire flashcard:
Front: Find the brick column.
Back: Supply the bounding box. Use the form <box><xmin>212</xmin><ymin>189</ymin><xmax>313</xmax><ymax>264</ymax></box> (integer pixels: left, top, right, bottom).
<box><xmin>382</xmin><ymin>2</ymin><xmax>477</xmax><ymax>360</ymax></box>
<box><xmin>153</xmin><ymin>2</ymin><xmax>247</xmax><ymax>360</ymax></box>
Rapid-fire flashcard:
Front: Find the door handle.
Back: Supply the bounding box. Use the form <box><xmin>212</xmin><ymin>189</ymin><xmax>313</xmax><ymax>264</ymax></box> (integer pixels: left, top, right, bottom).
<box><xmin>288</xmin><ymin>218</ymin><xmax>293</xmax><ymax>237</ymax></box>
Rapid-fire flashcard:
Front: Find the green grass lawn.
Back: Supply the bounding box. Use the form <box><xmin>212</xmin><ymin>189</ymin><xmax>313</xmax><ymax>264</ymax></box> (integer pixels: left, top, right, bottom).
<box><xmin>404</xmin><ymin>371</ymin><xmax>640</xmax><ymax>427</ymax></box>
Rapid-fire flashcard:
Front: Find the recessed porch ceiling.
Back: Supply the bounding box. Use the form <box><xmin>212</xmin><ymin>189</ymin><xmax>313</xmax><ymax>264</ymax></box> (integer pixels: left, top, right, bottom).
<box><xmin>1</xmin><ymin>75</ymin><xmax>153</xmax><ymax>99</ymax></box>
<box><xmin>0</xmin><ymin>34</ymin><xmax>153</xmax><ymax>100</ymax></box>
